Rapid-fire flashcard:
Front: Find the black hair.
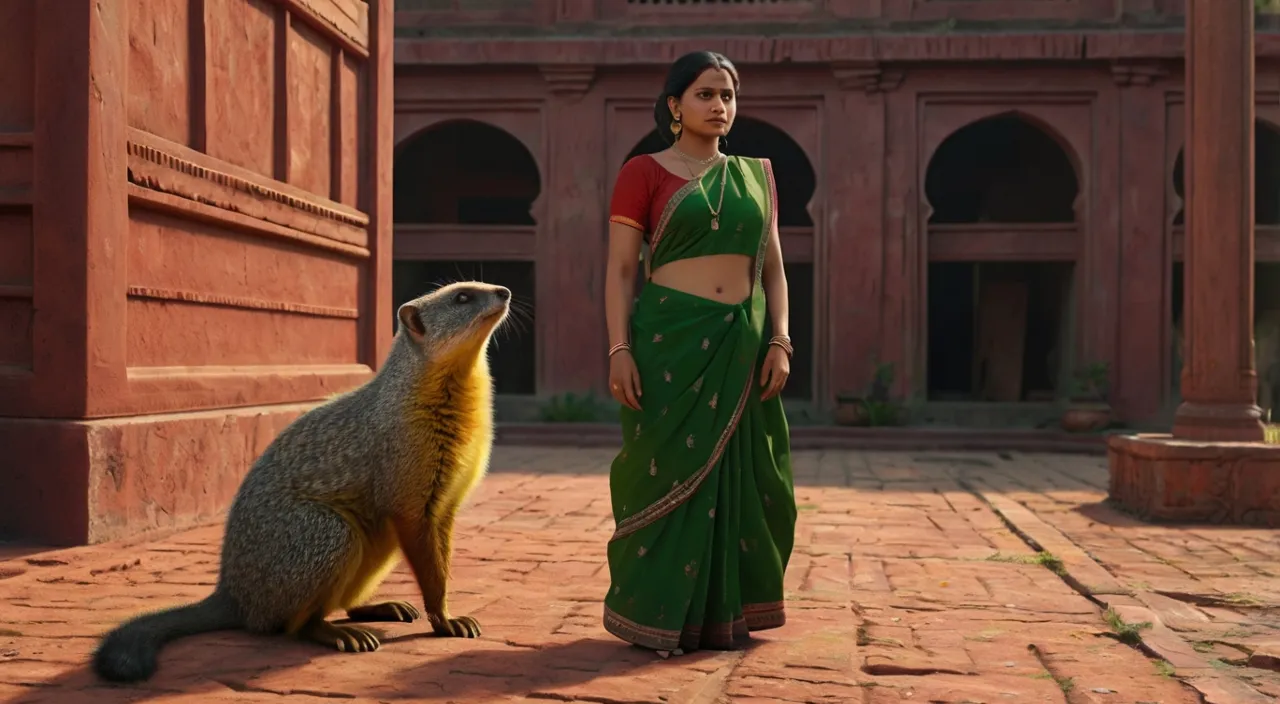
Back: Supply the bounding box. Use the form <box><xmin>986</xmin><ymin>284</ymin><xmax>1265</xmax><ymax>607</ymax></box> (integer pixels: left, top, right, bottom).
<box><xmin>653</xmin><ymin>51</ymin><xmax>740</xmax><ymax>145</ymax></box>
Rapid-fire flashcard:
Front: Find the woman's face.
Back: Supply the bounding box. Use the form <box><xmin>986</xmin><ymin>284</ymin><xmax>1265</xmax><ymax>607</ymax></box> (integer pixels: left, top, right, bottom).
<box><xmin>669</xmin><ymin>67</ymin><xmax>737</xmax><ymax>140</ymax></box>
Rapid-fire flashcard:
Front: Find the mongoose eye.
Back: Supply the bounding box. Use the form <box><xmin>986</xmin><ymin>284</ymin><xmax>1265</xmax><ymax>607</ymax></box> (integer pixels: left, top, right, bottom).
<box><xmin>453</xmin><ymin>292</ymin><xmax>471</xmax><ymax>304</ymax></box>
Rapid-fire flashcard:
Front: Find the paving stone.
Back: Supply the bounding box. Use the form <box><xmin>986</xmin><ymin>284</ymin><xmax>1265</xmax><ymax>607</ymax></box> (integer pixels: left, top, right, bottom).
<box><xmin>0</xmin><ymin>447</ymin><xmax>1219</xmax><ymax>703</ymax></box>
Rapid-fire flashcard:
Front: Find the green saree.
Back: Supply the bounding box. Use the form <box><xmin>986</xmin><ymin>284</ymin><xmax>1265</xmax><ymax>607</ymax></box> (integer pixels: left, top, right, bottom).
<box><xmin>603</xmin><ymin>155</ymin><xmax>797</xmax><ymax>652</ymax></box>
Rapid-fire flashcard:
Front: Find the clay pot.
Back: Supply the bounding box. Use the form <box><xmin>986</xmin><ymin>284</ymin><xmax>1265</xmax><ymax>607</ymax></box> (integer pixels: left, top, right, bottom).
<box><xmin>834</xmin><ymin>398</ymin><xmax>870</xmax><ymax>427</ymax></box>
<box><xmin>1061</xmin><ymin>402</ymin><xmax>1112</xmax><ymax>433</ymax></box>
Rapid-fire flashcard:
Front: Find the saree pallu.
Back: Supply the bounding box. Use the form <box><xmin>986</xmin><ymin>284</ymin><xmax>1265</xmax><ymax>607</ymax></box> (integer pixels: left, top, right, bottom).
<box><xmin>603</xmin><ymin>157</ymin><xmax>797</xmax><ymax>651</ymax></box>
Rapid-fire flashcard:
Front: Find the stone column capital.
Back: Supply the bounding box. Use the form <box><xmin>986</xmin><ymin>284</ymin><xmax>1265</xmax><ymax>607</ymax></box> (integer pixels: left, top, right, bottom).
<box><xmin>539</xmin><ymin>64</ymin><xmax>596</xmax><ymax>99</ymax></box>
<box><xmin>1110</xmin><ymin>60</ymin><xmax>1168</xmax><ymax>87</ymax></box>
<box><xmin>831</xmin><ymin>61</ymin><xmax>903</xmax><ymax>94</ymax></box>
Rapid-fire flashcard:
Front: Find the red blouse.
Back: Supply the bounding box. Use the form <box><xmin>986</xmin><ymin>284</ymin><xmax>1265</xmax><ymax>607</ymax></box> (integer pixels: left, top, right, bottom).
<box><xmin>608</xmin><ymin>155</ymin><xmax>691</xmax><ymax>241</ymax></box>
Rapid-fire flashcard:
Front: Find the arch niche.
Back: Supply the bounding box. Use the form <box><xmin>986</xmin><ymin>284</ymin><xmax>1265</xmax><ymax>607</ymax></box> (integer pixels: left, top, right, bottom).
<box><xmin>1169</xmin><ymin>119</ymin><xmax>1280</xmax><ymax>412</ymax></box>
<box><xmin>923</xmin><ymin>112</ymin><xmax>1082</xmax><ymax>404</ymax></box>
<box><xmin>391</xmin><ymin>119</ymin><xmax>542</xmax><ymax>395</ymax></box>
<box><xmin>625</xmin><ymin>117</ymin><xmax>818</xmax><ymax>400</ymax></box>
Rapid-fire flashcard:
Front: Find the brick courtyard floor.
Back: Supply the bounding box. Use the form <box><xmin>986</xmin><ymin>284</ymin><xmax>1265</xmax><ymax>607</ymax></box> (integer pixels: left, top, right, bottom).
<box><xmin>1</xmin><ymin>447</ymin><xmax>1277</xmax><ymax>704</ymax></box>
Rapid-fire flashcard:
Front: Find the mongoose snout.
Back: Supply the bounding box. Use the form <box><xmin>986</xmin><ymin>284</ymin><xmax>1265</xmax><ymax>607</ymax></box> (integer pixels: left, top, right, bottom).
<box><xmin>93</xmin><ymin>280</ymin><xmax>511</xmax><ymax>683</ymax></box>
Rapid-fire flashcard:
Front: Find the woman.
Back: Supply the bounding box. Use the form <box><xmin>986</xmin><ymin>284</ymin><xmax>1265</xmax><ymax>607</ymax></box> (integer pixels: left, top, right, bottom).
<box><xmin>601</xmin><ymin>51</ymin><xmax>798</xmax><ymax>655</ymax></box>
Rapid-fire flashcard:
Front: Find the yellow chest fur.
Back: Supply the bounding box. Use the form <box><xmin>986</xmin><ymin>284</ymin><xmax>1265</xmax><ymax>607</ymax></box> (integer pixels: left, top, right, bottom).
<box><xmin>405</xmin><ymin>361</ymin><xmax>495</xmax><ymax>511</ymax></box>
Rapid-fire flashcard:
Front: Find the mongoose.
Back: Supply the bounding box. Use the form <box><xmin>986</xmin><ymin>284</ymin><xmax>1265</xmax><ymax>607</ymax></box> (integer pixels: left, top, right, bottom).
<box><xmin>92</xmin><ymin>281</ymin><xmax>511</xmax><ymax>683</ymax></box>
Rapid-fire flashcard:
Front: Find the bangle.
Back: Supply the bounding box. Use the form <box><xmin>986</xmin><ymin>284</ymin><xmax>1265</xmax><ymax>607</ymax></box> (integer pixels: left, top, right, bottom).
<box><xmin>768</xmin><ymin>335</ymin><xmax>793</xmax><ymax>358</ymax></box>
<box><xmin>609</xmin><ymin>342</ymin><xmax>632</xmax><ymax>358</ymax></box>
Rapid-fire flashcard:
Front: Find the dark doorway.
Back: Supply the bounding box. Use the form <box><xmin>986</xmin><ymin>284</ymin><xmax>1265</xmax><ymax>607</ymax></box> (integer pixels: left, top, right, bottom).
<box><xmin>924</xmin><ymin>114</ymin><xmax>1079</xmax><ymax>401</ymax></box>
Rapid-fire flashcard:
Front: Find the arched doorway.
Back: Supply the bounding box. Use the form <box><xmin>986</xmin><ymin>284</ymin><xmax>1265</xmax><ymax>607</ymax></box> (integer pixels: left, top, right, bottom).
<box><xmin>924</xmin><ymin>113</ymin><xmax>1081</xmax><ymax>403</ymax></box>
<box><xmin>392</xmin><ymin>119</ymin><xmax>541</xmax><ymax>395</ymax></box>
<box><xmin>1170</xmin><ymin>119</ymin><xmax>1280</xmax><ymax>414</ymax></box>
<box><xmin>625</xmin><ymin>117</ymin><xmax>818</xmax><ymax>400</ymax></box>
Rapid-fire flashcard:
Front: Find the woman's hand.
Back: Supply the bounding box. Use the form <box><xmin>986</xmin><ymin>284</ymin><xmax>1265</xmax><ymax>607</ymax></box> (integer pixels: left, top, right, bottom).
<box><xmin>759</xmin><ymin>345</ymin><xmax>790</xmax><ymax>401</ymax></box>
<box><xmin>609</xmin><ymin>350</ymin><xmax>643</xmax><ymax>411</ymax></box>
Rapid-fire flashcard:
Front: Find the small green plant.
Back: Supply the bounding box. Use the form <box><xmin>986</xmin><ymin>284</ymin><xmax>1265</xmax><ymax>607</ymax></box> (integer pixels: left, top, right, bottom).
<box><xmin>538</xmin><ymin>391</ymin><xmax>613</xmax><ymax>422</ymax></box>
<box><xmin>986</xmin><ymin>551</ymin><xmax>1066</xmax><ymax>577</ymax></box>
<box><xmin>863</xmin><ymin>361</ymin><xmax>904</xmax><ymax>426</ymax></box>
<box><xmin>1068</xmin><ymin>361</ymin><xmax>1111</xmax><ymax>402</ymax></box>
<box><xmin>1103</xmin><ymin>608</ymin><xmax>1152</xmax><ymax>646</ymax></box>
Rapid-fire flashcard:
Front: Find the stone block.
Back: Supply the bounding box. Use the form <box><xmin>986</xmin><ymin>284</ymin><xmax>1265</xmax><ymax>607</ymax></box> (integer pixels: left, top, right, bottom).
<box><xmin>1107</xmin><ymin>433</ymin><xmax>1280</xmax><ymax>526</ymax></box>
<box><xmin>0</xmin><ymin>404</ymin><xmax>316</xmax><ymax>546</ymax></box>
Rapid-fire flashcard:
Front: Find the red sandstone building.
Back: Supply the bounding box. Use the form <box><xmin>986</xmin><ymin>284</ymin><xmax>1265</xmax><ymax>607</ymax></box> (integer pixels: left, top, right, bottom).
<box><xmin>2</xmin><ymin>0</ymin><xmax>1276</xmax><ymax>546</ymax></box>
<box><xmin>392</xmin><ymin>1</ymin><xmax>1280</xmax><ymax>429</ymax></box>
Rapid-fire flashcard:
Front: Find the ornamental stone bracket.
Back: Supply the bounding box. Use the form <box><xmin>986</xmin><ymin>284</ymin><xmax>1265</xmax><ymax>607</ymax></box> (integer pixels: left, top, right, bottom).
<box><xmin>1110</xmin><ymin>60</ymin><xmax>1169</xmax><ymax>87</ymax></box>
<box><xmin>831</xmin><ymin>61</ymin><xmax>904</xmax><ymax>94</ymax></box>
<box><xmin>539</xmin><ymin>64</ymin><xmax>597</xmax><ymax>99</ymax></box>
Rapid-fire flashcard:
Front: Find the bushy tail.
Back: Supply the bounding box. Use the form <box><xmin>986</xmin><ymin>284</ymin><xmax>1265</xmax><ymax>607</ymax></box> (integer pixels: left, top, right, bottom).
<box><xmin>92</xmin><ymin>592</ymin><xmax>242</xmax><ymax>683</ymax></box>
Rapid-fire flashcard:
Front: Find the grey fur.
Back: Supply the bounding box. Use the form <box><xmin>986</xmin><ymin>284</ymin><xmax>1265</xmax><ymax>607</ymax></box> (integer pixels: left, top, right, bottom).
<box><xmin>92</xmin><ymin>281</ymin><xmax>510</xmax><ymax>683</ymax></box>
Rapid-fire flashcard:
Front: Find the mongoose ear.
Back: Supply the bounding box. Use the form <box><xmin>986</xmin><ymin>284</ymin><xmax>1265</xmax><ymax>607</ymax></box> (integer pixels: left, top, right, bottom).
<box><xmin>397</xmin><ymin>303</ymin><xmax>427</xmax><ymax>340</ymax></box>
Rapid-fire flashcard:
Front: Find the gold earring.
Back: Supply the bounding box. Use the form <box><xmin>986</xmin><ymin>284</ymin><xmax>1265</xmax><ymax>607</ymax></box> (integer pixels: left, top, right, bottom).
<box><xmin>670</xmin><ymin>116</ymin><xmax>682</xmax><ymax>136</ymax></box>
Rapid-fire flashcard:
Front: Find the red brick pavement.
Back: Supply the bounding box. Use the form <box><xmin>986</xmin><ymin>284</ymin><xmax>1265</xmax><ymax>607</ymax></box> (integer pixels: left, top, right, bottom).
<box><xmin>0</xmin><ymin>448</ymin><xmax>1241</xmax><ymax>703</ymax></box>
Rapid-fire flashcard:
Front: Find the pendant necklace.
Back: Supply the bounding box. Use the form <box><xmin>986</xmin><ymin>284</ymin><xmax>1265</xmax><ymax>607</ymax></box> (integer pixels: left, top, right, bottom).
<box><xmin>674</xmin><ymin>147</ymin><xmax>729</xmax><ymax>230</ymax></box>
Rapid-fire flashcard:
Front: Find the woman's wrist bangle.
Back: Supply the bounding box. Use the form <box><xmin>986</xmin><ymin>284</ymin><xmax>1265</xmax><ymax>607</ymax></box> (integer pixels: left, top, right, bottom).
<box><xmin>768</xmin><ymin>336</ymin><xmax>793</xmax><ymax>358</ymax></box>
<box><xmin>609</xmin><ymin>342</ymin><xmax>632</xmax><ymax>358</ymax></box>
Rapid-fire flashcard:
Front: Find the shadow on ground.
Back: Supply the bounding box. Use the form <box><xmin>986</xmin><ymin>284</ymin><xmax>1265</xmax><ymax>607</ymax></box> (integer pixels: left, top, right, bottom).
<box><xmin>1</xmin><ymin>635</ymin><xmax>657</xmax><ymax>703</ymax></box>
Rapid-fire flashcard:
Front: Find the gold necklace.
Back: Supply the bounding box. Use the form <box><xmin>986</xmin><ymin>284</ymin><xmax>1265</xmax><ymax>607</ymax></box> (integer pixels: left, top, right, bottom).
<box><xmin>675</xmin><ymin>150</ymin><xmax>730</xmax><ymax>231</ymax></box>
<box><xmin>673</xmin><ymin>145</ymin><xmax>719</xmax><ymax>165</ymax></box>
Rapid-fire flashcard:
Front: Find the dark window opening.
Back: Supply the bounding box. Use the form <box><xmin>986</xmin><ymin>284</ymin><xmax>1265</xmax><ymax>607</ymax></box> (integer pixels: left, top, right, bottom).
<box><xmin>392</xmin><ymin>260</ymin><xmax>537</xmax><ymax>395</ymax></box>
<box><xmin>924</xmin><ymin>115</ymin><xmax>1079</xmax><ymax>401</ymax></box>
<box><xmin>927</xmin><ymin>262</ymin><xmax>1074</xmax><ymax>401</ymax></box>
<box><xmin>1172</xmin><ymin>119</ymin><xmax>1280</xmax><ymax>226</ymax></box>
<box><xmin>394</xmin><ymin>120</ymin><xmax>540</xmax><ymax>225</ymax></box>
<box><xmin>925</xmin><ymin>114</ymin><xmax>1078</xmax><ymax>224</ymax></box>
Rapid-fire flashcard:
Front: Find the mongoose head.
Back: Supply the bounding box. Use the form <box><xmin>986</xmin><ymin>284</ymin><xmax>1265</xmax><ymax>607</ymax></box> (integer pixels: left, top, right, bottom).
<box><xmin>396</xmin><ymin>281</ymin><xmax>512</xmax><ymax>367</ymax></box>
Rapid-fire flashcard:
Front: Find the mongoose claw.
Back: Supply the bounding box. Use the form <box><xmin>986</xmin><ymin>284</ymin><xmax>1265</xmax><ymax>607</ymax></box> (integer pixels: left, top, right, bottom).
<box><xmin>346</xmin><ymin>601</ymin><xmax>422</xmax><ymax>623</ymax></box>
<box><xmin>332</xmin><ymin>624</ymin><xmax>381</xmax><ymax>653</ymax></box>
<box><xmin>301</xmin><ymin>620</ymin><xmax>382</xmax><ymax>653</ymax></box>
<box><xmin>433</xmin><ymin>615</ymin><xmax>482</xmax><ymax>638</ymax></box>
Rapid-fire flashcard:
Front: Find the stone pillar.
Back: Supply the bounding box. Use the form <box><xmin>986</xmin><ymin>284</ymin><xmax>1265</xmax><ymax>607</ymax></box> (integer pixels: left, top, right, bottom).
<box><xmin>1172</xmin><ymin>0</ymin><xmax>1267</xmax><ymax>442</ymax></box>
<box><xmin>538</xmin><ymin>65</ymin><xmax>608</xmax><ymax>395</ymax></box>
<box><xmin>1112</xmin><ymin>61</ymin><xmax>1171</xmax><ymax>423</ymax></box>
<box><xmin>1107</xmin><ymin>0</ymin><xmax>1280</xmax><ymax>527</ymax></box>
<box><xmin>825</xmin><ymin>62</ymin><xmax>900</xmax><ymax>404</ymax></box>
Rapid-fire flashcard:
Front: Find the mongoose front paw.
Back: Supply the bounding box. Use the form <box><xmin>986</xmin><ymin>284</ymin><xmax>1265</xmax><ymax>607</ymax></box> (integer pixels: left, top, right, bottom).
<box><xmin>300</xmin><ymin>619</ymin><xmax>382</xmax><ymax>653</ymax></box>
<box><xmin>346</xmin><ymin>601</ymin><xmax>421</xmax><ymax>623</ymax></box>
<box><xmin>432</xmin><ymin>615</ymin><xmax>482</xmax><ymax>638</ymax></box>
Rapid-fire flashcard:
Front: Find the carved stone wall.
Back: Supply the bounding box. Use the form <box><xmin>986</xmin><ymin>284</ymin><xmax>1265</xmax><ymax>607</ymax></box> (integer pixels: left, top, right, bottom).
<box><xmin>0</xmin><ymin>0</ymin><xmax>394</xmax><ymax>545</ymax></box>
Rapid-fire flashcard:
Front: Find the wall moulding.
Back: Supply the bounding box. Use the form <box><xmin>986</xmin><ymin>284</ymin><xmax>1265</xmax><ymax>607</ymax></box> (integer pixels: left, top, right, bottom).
<box><xmin>280</xmin><ymin>0</ymin><xmax>370</xmax><ymax>58</ymax></box>
<box><xmin>126</xmin><ymin>129</ymin><xmax>370</xmax><ymax>250</ymax></box>
<box><xmin>126</xmin><ymin>286</ymin><xmax>360</xmax><ymax>320</ymax></box>
<box><xmin>122</xmin><ymin>363</ymin><xmax>375</xmax><ymax>416</ymax></box>
<box><xmin>127</xmin><ymin>186</ymin><xmax>371</xmax><ymax>260</ymax></box>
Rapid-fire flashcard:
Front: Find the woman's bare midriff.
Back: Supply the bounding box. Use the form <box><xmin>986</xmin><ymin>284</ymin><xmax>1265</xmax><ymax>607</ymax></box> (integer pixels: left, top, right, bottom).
<box><xmin>650</xmin><ymin>254</ymin><xmax>753</xmax><ymax>304</ymax></box>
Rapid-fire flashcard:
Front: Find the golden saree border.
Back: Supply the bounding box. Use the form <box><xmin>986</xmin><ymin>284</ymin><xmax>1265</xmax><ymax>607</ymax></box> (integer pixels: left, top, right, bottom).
<box><xmin>743</xmin><ymin>600</ymin><xmax>786</xmax><ymax>631</ymax></box>
<box><xmin>608</xmin><ymin>156</ymin><xmax>778</xmax><ymax>545</ymax></box>
<box><xmin>603</xmin><ymin>603</ymin><xmax>784</xmax><ymax>650</ymax></box>
<box><xmin>603</xmin><ymin>605</ymin><xmax>683</xmax><ymax>650</ymax></box>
